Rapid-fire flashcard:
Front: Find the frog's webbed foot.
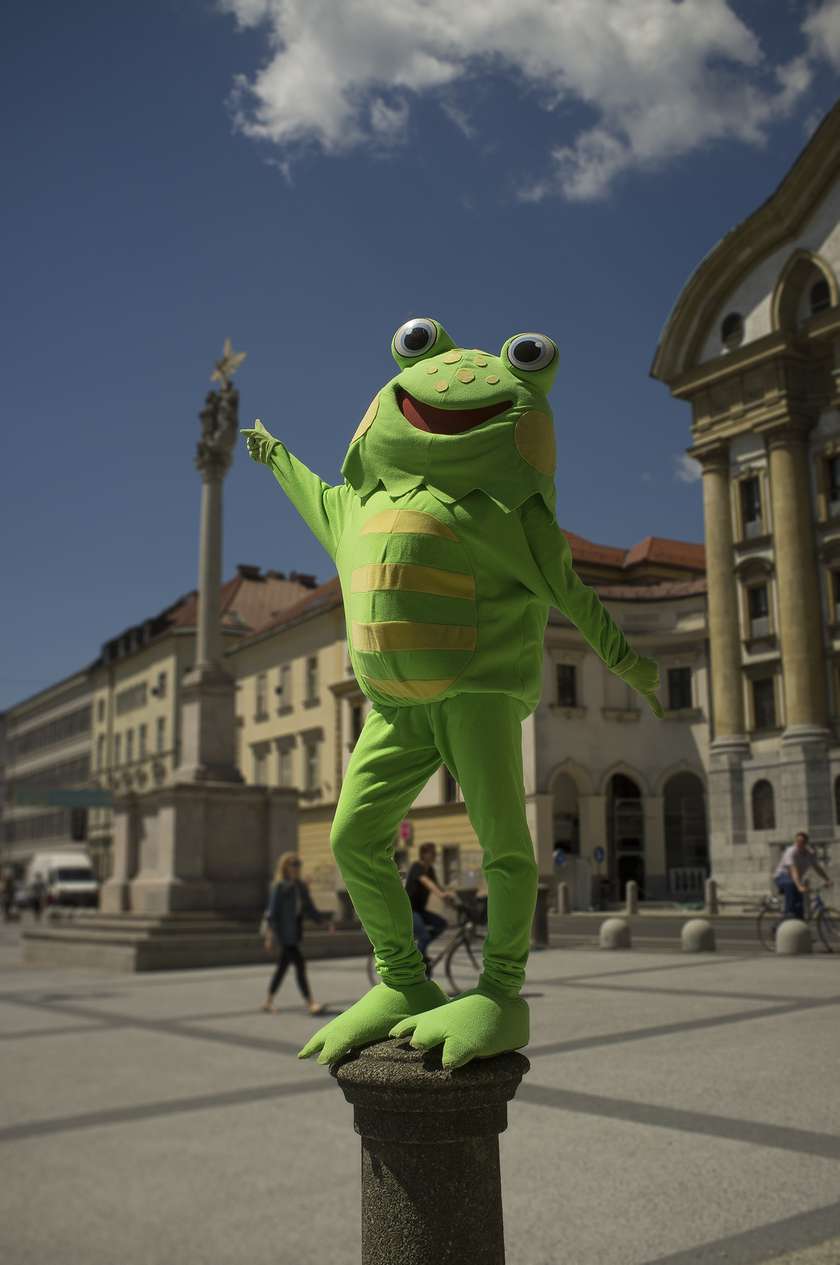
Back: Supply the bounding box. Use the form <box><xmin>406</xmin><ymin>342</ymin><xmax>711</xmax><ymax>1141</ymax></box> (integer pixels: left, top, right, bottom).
<box><xmin>297</xmin><ymin>980</ymin><xmax>448</xmax><ymax>1066</ymax></box>
<box><xmin>388</xmin><ymin>988</ymin><xmax>529</xmax><ymax>1069</ymax></box>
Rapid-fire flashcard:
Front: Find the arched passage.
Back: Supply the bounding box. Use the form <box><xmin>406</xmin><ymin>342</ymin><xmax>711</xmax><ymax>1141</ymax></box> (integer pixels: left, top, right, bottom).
<box><xmin>664</xmin><ymin>771</ymin><xmax>708</xmax><ymax>899</ymax></box>
<box><xmin>607</xmin><ymin>772</ymin><xmax>644</xmax><ymax>900</ymax></box>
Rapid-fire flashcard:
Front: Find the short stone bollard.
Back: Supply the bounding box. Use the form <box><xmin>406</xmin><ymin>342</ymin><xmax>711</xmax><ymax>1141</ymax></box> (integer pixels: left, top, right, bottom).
<box><xmin>600</xmin><ymin>917</ymin><xmax>631</xmax><ymax>949</ymax></box>
<box><xmin>531</xmin><ymin>882</ymin><xmax>550</xmax><ymax>949</ymax></box>
<box><xmin>625</xmin><ymin>880</ymin><xmax>639</xmax><ymax>915</ymax></box>
<box><xmin>704</xmin><ymin>877</ymin><xmax>719</xmax><ymax>916</ymax></box>
<box><xmin>333</xmin><ymin>1039</ymin><xmax>529</xmax><ymax>1265</ymax></box>
<box><xmin>557</xmin><ymin>881</ymin><xmax>571</xmax><ymax>915</ymax></box>
<box><xmin>681</xmin><ymin>919</ymin><xmax>716</xmax><ymax>953</ymax></box>
<box><xmin>776</xmin><ymin>919</ymin><xmax>813</xmax><ymax>955</ymax></box>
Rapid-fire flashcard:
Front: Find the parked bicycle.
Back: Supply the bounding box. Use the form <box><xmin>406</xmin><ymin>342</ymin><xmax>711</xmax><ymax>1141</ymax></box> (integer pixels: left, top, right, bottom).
<box><xmin>366</xmin><ymin>894</ymin><xmax>487</xmax><ymax>994</ymax></box>
<box><xmin>756</xmin><ymin>883</ymin><xmax>840</xmax><ymax>952</ymax></box>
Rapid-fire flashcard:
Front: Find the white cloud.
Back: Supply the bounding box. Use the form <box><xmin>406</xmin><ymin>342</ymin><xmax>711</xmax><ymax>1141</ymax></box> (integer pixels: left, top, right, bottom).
<box><xmin>803</xmin><ymin>0</ymin><xmax>840</xmax><ymax>69</ymax></box>
<box><xmin>219</xmin><ymin>0</ymin><xmax>824</xmax><ymax>199</ymax></box>
<box><xmin>674</xmin><ymin>453</ymin><xmax>702</xmax><ymax>484</ymax></box>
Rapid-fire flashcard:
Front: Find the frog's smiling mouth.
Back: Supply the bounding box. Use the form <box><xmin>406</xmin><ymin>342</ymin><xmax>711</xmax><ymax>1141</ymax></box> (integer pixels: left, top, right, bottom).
<box><xmin>397</xmin><ymin>388</ymin><xmax>512</xmax><ymax>435</ymax></box>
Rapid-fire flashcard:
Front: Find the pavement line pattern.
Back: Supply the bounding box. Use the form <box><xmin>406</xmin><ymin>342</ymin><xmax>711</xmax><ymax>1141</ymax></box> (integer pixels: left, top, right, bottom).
<box><xmin>0</xmin><ymin>1077</ymin><xmax>335</xmax><ymax>1144</ymax></box>
<box><xmin>527</xmin><ymin>992</ymin><xmax>840</xmax><ymax>1058</ymax></box>
<box><xmin>518</xmin><ymin>1083</ymin><xmax>840</xmax><ymax>1160</ymax></box>
<box><xmin>639</xmin><ymin>1198</ymin><xmax>840</xmax><ymax>1265</ymax></box>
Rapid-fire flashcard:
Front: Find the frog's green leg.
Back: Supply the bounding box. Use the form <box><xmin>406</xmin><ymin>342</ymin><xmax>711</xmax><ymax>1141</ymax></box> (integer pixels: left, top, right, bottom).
<box><xmin>389</xmin><ymin>693</ymin><xmax>538</xmax><ymax>1066</ymax></box>
<box><xmin>329</xmin><ymin>703</ymin><xmax>443</xmax><ymax>988</ymax></box>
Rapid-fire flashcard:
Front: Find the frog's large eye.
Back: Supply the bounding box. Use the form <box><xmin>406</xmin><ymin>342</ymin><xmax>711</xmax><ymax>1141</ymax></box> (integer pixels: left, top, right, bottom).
<box><xmin>393</xmin><ymin>318</ymin><xmax>439</xmax><ymax>359</ymax></box>
<box><xmin>506</xmin><ymin>333</ymin><xmax>557</xmax><ymax>373</ymax></box>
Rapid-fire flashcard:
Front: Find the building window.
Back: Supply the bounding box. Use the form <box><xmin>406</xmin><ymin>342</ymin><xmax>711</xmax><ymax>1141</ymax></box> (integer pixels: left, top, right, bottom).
<box><xmin>279</xmin><ymin>746</ymin><xmax>294</xmax><ymax>787</ymax></box>
<box><xmin>253</xmin><ymin>746</ymin><xmax>268</xmax><ymax>784</ymax></box>
<box><xmin>828</xmin><ymin>456</ymin><xmax>840</xmax><ymax>511</ymax></box>
<box><xmin>667</xmin><ymin>667</ymin><xmax>692</xmax><ymax>711</ymax></box>
<box><xmin>752</xmin><ymin>677</ymin><xmax>777</xmax><ymax>730</ymax></box>
<box><xmin>721</xmin><ymin>312</ymin><xmax>744</xmax><ymax>350</ymax></box>
<box><xmin>811</xmin><ymin>278</ymin><xmax>831</xmax><ymax>315</ymax></box>
<box><xmin>97</xmin><ymin>734</ymin><xmax>106</xmax><ymax>770</ymax></box>
<box><xmin>154</xmin><ymin>671</ymin><xmax>167</xmax><ymax>699</ymax></box>
<box><xmin>114</xmin><ymin>733</ymin><xmax>122</xmax><ymax>765</ymax></box>
<box><xmin>835</xmin><ymin>775</ymin><xmax>840</xmax><ymax>826</ymax></box>
<box><xmin>305</xmin><ymin>657</ymin><xmax>319</xmax><ymax>705</ymax></box>
<box><xmin>138</xmin><ymin>724</ymin><xmax>147</xmax><ymax>759</ymax></box>
<box><xmin>350</xmin><ymin>703</ymin><xmax>364</xmax><ymax>748</ymax></box>
<box><xmin>832</xmin><ymin>572</ymin><xmax>840</xmax><ymax>623</ymax></box>
<box><xmin>97</xmin><ymin>699</ymin><xmax>105</xmax><ymax>723</ymax></box>
<box><xmin>556</xmin><ymin>664</ymin><xmax>577</xmax><ymax>707</ymax></box>
<box><xmin>441</xmin><ymin>845</ymin><xmax>461</xmax><ymax>886</ymax></box>
<box><xmin>752</xmin><ymin>779</ymin><xmax>776</xmax><ymax>830</ymax></box>
<box><xmin>304</xmin><ymin>742</ymin><xmax>320</xmax><ymax>792</ymax></box>
<box><xmin>126</xmin><ymin>729</ymin><xmax>134</xmax><ymax>763</ymax></box>
<box><xmin>70</xmin><ymin>807</ymin><xmax>88</xmax><ymax>843</ymax></box>
<box><xmin>276</xmin><ymin>664</ymin><xmax>292</xmax><ymax>709</ymax></box>
<box><xmin>747</xmin><ymin>583</ymin><xmax>770</xmax><ymax>637</ymax></box>
<box><xmin>443</xmin><ymin>766</ymin><xmax>459</xmax><ymax>803</ymax></box>
<box><xmin>156</xmin><ymin>717</ymin><xmax>165</xmax><ymax>753</ymax></box>
<box><xmin>740</xmin><ymin>477</ymin><xmax>762</xmax><ymax>538</ymax></box>
<box><xmin>256</xmin><ymin>673</ymin><xmax>268</xmax><ymax>720</ymax></box>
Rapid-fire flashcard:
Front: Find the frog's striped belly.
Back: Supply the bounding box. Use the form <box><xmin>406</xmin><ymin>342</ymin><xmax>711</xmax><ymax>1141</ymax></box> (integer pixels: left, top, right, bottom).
<box><xmin>349</xmin><ymin>507</ymin><xmax>477</xmax><ymax>703</ymax></box>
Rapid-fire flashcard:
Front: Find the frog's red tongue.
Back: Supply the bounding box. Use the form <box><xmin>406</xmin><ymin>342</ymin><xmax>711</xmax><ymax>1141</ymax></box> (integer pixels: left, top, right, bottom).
<box><xmin>398</xmin><ymin>389</ymin><xmax>511</xmax><ymax>435</ymax></box>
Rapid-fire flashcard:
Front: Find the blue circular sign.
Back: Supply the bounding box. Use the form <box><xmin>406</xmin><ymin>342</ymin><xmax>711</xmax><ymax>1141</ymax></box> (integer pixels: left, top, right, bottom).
<box><xmin>593</xmin><ymin>846</ymin><xmax>606</xmax><ymax>864</ymax></box>
<box><xmin>553</xmin><ymin>848</ymin><xmax>566</xmax><ymax>868</ymax></box>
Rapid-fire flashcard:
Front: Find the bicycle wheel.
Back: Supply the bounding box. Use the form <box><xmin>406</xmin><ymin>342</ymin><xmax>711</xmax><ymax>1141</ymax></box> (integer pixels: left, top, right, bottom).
<box><xmin>445</xmin><ymin>927</ymin><xmax>484</xmax><ymax>995</ymax></box>
<box><xmin>817</xmin><ymin>907</ymin><xmax>840</xmax><ymax>952</ymax></box>
<box><xmin>757</xmin><ymin>905</ymin><xmax>783</xmax><ymax>951</ymax></box>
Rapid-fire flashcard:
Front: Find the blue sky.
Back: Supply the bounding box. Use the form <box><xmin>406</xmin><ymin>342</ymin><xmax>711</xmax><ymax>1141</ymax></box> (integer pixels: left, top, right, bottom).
<box><xmin>3</xmin><ymin>0</ymin><xmax>839</xmax><ymax>711</ymax></box>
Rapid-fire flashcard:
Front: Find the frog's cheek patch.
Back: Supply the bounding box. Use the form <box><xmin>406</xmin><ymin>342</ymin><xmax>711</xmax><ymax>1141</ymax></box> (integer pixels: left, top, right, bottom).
<box><xmin>515</xmin><ymin>410</ymin><xmax>556</xmax><ymax>475</ymax></box>
<box><xmin>351</xmin><ymin>395</ymin><xmax>380</xmax><ymax>443</ymax></box>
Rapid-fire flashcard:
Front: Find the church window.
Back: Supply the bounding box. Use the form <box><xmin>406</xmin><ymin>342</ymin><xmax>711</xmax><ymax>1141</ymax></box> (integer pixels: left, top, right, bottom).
<box><xmin>752</xmin><ymin>780</ymin><xmax>775</xmax><ymax>830</ymax></box>
<box><xmin>720</xmin><ymin>312</ymin><xmax>744</xmax><ymax>350</ymax></box>
<box><xmin>747</xmin><ymin>584</ymin><xmax>770</xmax><ymax>637</ymax></box>
<box><xmin>751</xmin><ymin>678</ymin><xmax>776</xmax><ymax>730</ymax></box>
<box><xmin>667</xmin><ymin>666</ymin><xmax>692</xmax><ymax>710</ymax></box>
<box><xmin>740</xmin><ymin>477</ymin><xmax>762</xmax><ymax>537</ymax></box>
<box><xmin>556</xmin><ymin>663</ymin><xmax>577</xmax><ymax>707</ymax></box>
<box><xmin>810</xmin><ymin>278</ymin><xmax>831</xmax><ymax>315</ymax></box>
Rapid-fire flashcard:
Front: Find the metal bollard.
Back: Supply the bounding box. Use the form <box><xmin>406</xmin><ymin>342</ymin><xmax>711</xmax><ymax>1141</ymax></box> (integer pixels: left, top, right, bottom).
<box><xmin>531</xmin><ymin>882</ymin><xmax>550</xmax><ymax>949</ymax></box>
<box><xmin>557</xmin><ymin>881</ymin><xmax>571</xmax><ymax>915</ymax></box>
<box><xmin>333</xmin><ymin>1039</ymin><xmax>530</xmax><ymax>1265</ymax></box>
<box><xmin>625</xmin><ymin>880</ymin><xmax>639</xmax><ymax>916</ymax></box>
<box><xmin>704</xmin><ymin>878</ymin><xmax>718</xmax><ymax>916</ymax></box>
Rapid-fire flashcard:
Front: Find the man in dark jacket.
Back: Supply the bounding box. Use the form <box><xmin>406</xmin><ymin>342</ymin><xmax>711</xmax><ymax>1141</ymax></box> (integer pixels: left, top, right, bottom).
<box><xmin>405</xmin><ymin>842</ymin><xmax>455</xmax><ymax>975</ymax></box>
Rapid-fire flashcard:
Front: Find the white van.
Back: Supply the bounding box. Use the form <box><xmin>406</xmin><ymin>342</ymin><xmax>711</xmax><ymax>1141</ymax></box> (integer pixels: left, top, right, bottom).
<box><xmin>26</xmin><ymin>851</ymin><xmax>99</xmax><ymax>908</ymax></box>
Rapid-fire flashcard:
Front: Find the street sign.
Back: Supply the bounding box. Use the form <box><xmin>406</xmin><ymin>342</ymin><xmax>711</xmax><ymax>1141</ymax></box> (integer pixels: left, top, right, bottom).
<box><xmin>593</xmin><ymin>846</ymin><xmax>606</xmax><ymax>864</ymax></box>
<box><xmin>553</xmin><ymin>847</ymin><xmax>566</xmax><ymax>868</ymax></box>
<box><xmin>399</xmin><ymin>819</ymin><xmax>413</xmax><ymax>844</ymax></box>
<box><xmin>9</xmin><ymin>788</ymin><xmax>113</xmax><ymax>808</ymax></box>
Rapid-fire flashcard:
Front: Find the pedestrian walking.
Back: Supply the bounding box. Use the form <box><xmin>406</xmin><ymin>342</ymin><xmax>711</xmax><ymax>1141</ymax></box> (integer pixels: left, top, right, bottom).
<box><xmin>1</xmin><ymin>869</ymin><xmax>15</xmax><ymax>922</ymax></box>
<box><xmin>404</xmin><ymin>842</ymin><xmax>455</xmax><ymax>976</ymax></box>
<box><xmin>30</xmin><ymin>873</ymin><xmax>46</xmax><ymax>921</ymax></box>
<box><xmin>772</xmin><ymin>830</ymin><xmax>832</xmax><ymax>920</ymax></box>
<box><xmin>261</xmin><ymin>853</ymin><xmax>333</xmax><ymax>1015</ymax></box>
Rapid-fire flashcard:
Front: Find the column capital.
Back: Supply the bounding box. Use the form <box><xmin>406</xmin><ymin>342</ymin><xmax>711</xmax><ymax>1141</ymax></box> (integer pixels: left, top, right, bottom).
<box><xmin>686</xmin><ymin>439</ymin><xmax>730</xmax><ymax>473</ymax></box>
<box><xmin>755</xmin><ymin>414</ymin><xmax>817</xmax><ymax>450</ymax></box>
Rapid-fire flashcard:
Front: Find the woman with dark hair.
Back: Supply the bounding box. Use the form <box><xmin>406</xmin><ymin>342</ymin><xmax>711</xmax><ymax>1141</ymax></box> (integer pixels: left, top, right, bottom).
<box><xmin>261</xmin><ymin>852</ymin><xmax>332</xmax><ymax>1015</ymax></box>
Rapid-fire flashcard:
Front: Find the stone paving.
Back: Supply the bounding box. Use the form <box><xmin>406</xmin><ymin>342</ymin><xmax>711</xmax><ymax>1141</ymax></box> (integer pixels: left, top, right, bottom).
<box><xmin>1</xmin><ymin>919</ymin><xmax>839</xmax><ymax>1265</ymax></box>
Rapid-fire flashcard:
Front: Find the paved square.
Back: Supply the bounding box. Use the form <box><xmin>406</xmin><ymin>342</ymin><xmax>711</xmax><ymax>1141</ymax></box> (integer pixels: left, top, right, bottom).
<box><xmin>1</xmin><ymin>923</ymin><xmax>839</xmax><ymax>1265</ymax></box>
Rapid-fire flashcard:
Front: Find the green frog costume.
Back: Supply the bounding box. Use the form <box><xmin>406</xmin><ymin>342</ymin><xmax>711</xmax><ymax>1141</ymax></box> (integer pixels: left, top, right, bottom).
<box><xmin>242</xmin><ymin>318</ymin><xmax>662</xmax><ymax>1069</ymax></box>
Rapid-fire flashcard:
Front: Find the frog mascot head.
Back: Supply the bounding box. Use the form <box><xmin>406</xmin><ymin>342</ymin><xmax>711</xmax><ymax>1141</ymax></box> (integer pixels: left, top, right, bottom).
<box><xmin>342</xmin><ymin>317</ymin><xmax>559</xmax><ymax>514</ymax></box>
<box><xmin>242</xmin><ymin>318</ymin><xmax>662</xmax><ymax>1071</ymax></box>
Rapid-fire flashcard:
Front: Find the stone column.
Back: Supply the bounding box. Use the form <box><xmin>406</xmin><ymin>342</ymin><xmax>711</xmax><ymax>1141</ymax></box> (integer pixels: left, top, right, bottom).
<box><xmin>175</xmin><ymin>378</ymin><xmax>243</xmax><ymax>785</ymax></box>
<box><xmin>764</xmin><ymin>421</ymin><xmax>830</xmax><ymax>742</ymax></box>
<box><xmin>333</xmin><ymin>1040</ymin><xmax>529</xmax><ymax>1265</ymax></box>
<box><xmin>99</xmin><ymin>792</ymin><xmax>139</xmax><ymax>913</ymax></box>
<box><xmin>692</xmin><ymin>442</ymin><xmax>748</xmax><ymax>750</ymax></box>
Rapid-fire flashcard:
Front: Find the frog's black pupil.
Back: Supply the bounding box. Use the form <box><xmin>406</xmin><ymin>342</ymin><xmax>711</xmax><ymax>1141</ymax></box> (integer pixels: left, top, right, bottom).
<box><xmin>514</xmin><ymin>339</ymin><xmax>543</xmax><ymax>364</ymax></box>
<box><xmin>404</xmin><ymin>326</ymin><xmax>431</xmax><ymax>352</ymax></box>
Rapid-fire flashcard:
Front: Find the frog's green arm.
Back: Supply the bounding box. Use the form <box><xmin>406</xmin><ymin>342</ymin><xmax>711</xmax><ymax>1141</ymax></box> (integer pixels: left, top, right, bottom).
<box><xmin>268</xmin><ymin>441</ymin><xmax>348</xmax><ymax>562</ymax></box>
<box><xmin>519</xmin><ymin>494</ymin><xmax>636</xmax><ymax>675</ymax></box>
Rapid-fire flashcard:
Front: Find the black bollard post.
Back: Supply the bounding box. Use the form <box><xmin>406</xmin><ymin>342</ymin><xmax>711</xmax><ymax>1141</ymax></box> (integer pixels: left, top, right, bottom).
<box><xmin>531</xmin><ymin>882</ymin><xmax>550</xmax><ymax>949</ymax></box>
<box><xmin>333</xmin><ymin>1039</ymin><xmax>529</xmax><ymax>1265</ymax></box>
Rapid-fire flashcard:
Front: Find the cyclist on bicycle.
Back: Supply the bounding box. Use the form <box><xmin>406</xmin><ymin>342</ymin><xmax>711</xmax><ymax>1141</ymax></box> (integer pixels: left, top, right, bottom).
<box><xmin>773</xmin><ymin>830</ymin><xmax>832</xmax><ymax>920</ymax></box>
<box><xmin>405</xmin><ymin>843</ymin><xmax>456</xmax><ymax>975</ymax></box>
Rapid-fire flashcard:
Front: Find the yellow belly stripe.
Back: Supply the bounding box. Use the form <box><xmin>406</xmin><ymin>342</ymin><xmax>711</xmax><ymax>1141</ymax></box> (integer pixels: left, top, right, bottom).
<box><xmin>362</xmin><ymin>676</ymin><xmax>456</xmax><ymax>701</ymax></box>
<box><xmin>360</xmin><ymin>509</ymin><xmax>458</xmax><ymax>540</ymax></box>
<box><xmin>351</xmin><ymin>563</ymin><xmax>475</xmax><ymax>601</ymax></box>
<box><xmin>353</xmin><ymin>621</ymin><xmax>477</xmax><ymax>652</ymax></box>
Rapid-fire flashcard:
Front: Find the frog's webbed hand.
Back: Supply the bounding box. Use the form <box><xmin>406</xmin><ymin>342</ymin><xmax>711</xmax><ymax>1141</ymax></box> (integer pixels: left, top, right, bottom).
<box><xmin>612</xmin><ymin>650</ymin><xmax>664</xmax><ymax>718</ymax></box>
<box><xmin>240</xmin><ymin>418</ymin><xmax>278</xmax><ymax>466</ymax></box>
<box><xmin>298</xmin><ymin>980</ymin><xmax>449</xmax><ymax>1066</ymax></box>
<box><xmin>389</xmin><ymin>987</ymin><xmax>529</xmax><ymax>1070</ymax></box>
